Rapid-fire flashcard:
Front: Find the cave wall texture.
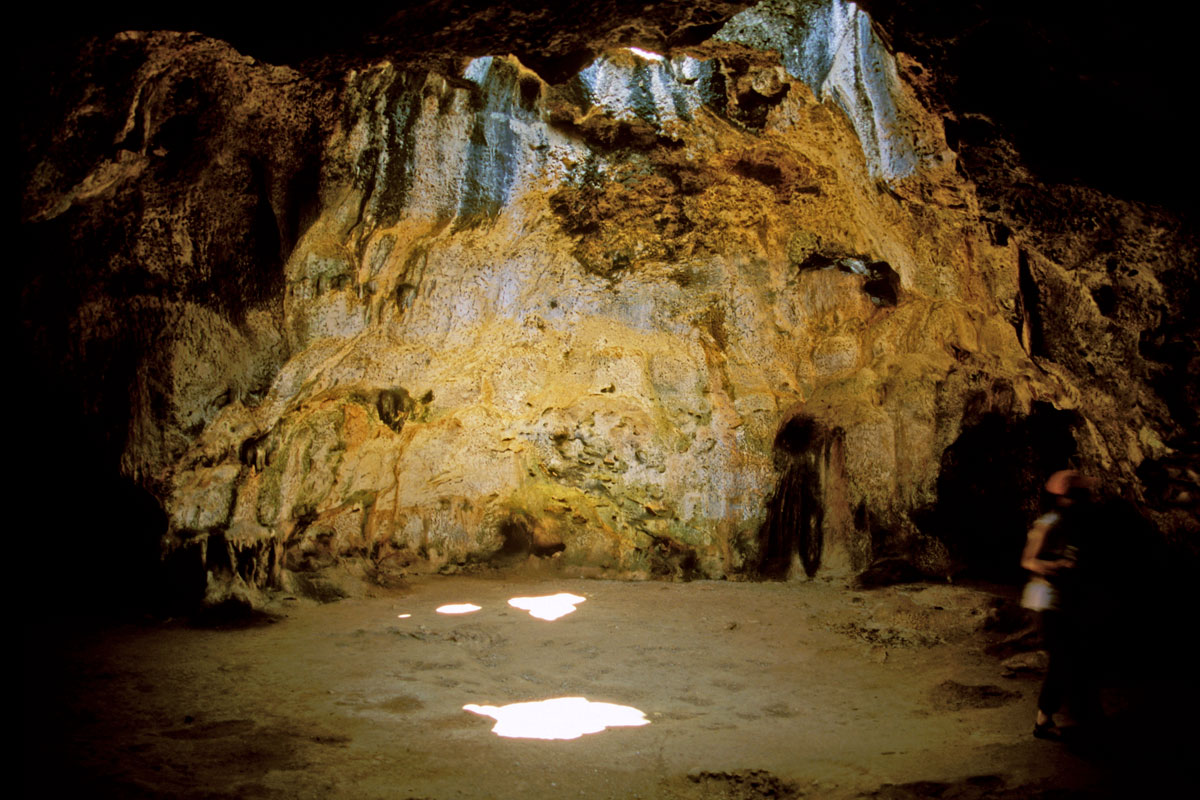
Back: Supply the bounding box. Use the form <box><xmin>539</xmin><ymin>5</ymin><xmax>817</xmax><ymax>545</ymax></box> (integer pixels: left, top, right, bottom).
<box><xmin>18</xmin><ymin>1</ymin><xmax>1198</xmax><ymax>609</ymax></box>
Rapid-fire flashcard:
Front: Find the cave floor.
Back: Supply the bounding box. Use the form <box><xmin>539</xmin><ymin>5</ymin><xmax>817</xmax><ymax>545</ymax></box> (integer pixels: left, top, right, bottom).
<box><xmin>27</xmin><ymin>574</ymin><xmax>1171</xmax><ymax>799</ymax></box>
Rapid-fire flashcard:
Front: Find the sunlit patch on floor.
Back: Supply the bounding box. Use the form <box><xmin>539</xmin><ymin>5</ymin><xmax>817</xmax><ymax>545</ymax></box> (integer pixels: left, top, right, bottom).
<box><xmin>627</xmin><ymin>47</ymin><xmax>665</xmax><ymax>62</ymax></box>
<box><xmin>463</xmin><ymin>697</ymin><xmax>650</xmax><ymax>740</ymax></box>
<box><xmin>397</xmin><ymin>614</ymin><xmax>412</xmax><ymax>618</ymax></box>
<box><xmin>507</xmin><ymin>593</ymin><xmax>586</xmax><ymax>621</ymax></box>
<box><xmin>435</xmin><ymin>604</ymin><xmax>482</xmax><ymax>615</ymax></box>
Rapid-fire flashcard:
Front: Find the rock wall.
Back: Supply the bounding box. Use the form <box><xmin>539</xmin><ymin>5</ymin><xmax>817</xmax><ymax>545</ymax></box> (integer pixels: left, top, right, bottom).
<box><xmin>19</xmin><ymin>1</ymin><xmax>1197</xmax><ymax>606</ymax></box>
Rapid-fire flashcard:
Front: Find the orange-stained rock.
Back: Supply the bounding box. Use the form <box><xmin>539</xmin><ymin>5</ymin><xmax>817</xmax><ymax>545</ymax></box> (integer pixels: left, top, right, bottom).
<box><xmin>19</xmin><ymin>3</ymin><xmax>1197</xmax><ymax>605</ymax></box>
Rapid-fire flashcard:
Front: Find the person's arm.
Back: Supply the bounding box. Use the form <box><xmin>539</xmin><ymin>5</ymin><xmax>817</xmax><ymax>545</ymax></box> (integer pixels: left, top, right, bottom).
<box><xmin>1021</xmin><ymin>518</ymin><xmax>1074</xmax><ymax>577</ymax></box>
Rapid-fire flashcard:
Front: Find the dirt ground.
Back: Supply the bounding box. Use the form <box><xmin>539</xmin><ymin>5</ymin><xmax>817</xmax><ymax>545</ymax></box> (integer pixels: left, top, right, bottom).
<box><xmin>23</xmin><ymin>572</ymin><xmax>1187</xmax><ymax>799</ymax></box>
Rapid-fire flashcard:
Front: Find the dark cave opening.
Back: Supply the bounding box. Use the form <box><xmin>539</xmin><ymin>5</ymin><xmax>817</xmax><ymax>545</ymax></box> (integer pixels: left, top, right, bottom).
<box><xmin>496</xmin><ymin>515</ymin><xmax>566</xmax><ymax>562</ymax></box>
<box><xmin>16</xmin><ymin>298</ymin><xmax>169</xmax><ymax>618</ymax></box>
<box><xmin>757</xmin><ymin>414</ymin><xmax>831</xmax><ymax>579</ymax></box>
<box><xmin>497</xmin><ymin>517</ymin><xmax>534</xmax><ymax>559</ymax></box>
<box><xmin>930</xmin><ymin>400</ymin><xmax>1080</xmax><ymax>583</ymax></box>
<box><xmin>862</xmin><ymin>260</ymin><xmax>900</xmax><ymax>307</ymax></box>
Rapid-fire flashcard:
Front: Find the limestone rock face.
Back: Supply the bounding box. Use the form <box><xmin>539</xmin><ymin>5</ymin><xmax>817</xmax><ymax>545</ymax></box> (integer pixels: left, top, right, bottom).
<box><xmin>19</xmin><ymin>1</ymin><xmax>1197</xmax><ymax>603</ymax></box>
<box><xmin>715</xmin><ymin>0</ymin><xmax>940</xmax><ymax>180</ymax></box>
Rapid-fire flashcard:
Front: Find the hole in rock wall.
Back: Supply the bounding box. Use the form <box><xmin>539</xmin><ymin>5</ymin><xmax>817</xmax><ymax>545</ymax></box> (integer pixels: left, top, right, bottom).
<box><xmin>204</xmin><ymin>532</ymin><xmax>235</xmax><ymax>579</ymax></box>
<box><xmin>497</xmin><ymin>516</ymin><xmax>532</xmax><ymax>558</ymax></box>
<box><xmin>517</xmin><ymin>74</ymin><xmax>542</xmax><ymax>110</ymax></box>
<box><xmin>757</xmin><ymin>414</ymin><xmax>840</xmax><ymax>579</ymax></box>
<box><xmin>793</xmin><ymin>242</ymin><xmax>901</xmax><ymax>307</ymax></box>
<box><xmin>495</xmin><ymin>513</ymin><xmax>566</xmax><ymax>562</ymax></box>
<box><xmin>376</xmin><ymin>387</ymin><xmax>414</xmax><ymax>433</ymax></box>
<box><xmin>987</xmin><ymin>220</ymin><xmax>1011</xmax><ymax>247</ymax></box>
<box><xmin>1090</xmin><ymin>284</ymin><xmax>1117</xmax><ymax>318</ymax></box>
<box><xmin>1014</xmin><ymin>250</ymin><xmax>1045</xmax><ymax>357</ymax></box>
<box><xmin>647</xmin><ymin>534</ymin><xmax>700</xmax><ymax>580</ymax></box>
<box><xmin>861</xmin><ymin>261</ymin><xmax>900</xmax><ymax>307</ymax></box>
<box><xmin>238</xmin><ymin>432</ymin><xmax>270</xmax><ymax>471</ymax></box>
<box><xmin>927</xmin><ymin>398</ymin><xmax>1080</xmax><ymax>582</ymax></box>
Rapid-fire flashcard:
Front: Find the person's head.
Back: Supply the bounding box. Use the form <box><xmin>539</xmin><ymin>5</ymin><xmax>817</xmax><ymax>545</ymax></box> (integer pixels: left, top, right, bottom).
<box><xmin>1046</xmin><ymin>469</ymin><xmax>1095</xmax><ymax>505</ymax></box>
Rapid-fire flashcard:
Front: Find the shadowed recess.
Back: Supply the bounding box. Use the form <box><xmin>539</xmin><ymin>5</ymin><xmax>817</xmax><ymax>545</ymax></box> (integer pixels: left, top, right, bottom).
<box><xmin>758</xmin><ymin>414</ymin><xmax>838</xmax><ymax>579</ymax></box>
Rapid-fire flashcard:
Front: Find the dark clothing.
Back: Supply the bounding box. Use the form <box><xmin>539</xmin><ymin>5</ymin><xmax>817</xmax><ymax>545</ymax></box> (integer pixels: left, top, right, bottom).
<box><xmin>1037</xmin><ymin>609</ymin><xmax>1100</xmax><ymax>723</ymax></box>
<box><xmin>1034</xmin><ymin>499</ymin><xmax>1102</xmax><ymax>723</ymax></box>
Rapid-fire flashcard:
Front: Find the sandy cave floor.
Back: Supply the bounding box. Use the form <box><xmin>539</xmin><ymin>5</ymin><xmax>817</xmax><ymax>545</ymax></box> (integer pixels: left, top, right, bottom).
<box><xmin>24</xmin><ymin>573</ymin><xmax>1187</xmax><ymax>799</ymax></box>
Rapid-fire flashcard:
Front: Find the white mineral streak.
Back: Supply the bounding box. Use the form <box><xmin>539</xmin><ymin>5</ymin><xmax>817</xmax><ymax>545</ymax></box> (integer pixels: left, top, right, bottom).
<box><xmin>408</xmin><ymin>56</ymin><xmax>589</xmax><ymax>220</ymax></box>
<box><xmin>716</xmin><ymin>0</ymin><xmax>919</xmax><ymax>179</ymax></box>
<box><xmin>578</xmin><ymin>52</ymin><xmax>716</xmax><ymax>133</ymax></box>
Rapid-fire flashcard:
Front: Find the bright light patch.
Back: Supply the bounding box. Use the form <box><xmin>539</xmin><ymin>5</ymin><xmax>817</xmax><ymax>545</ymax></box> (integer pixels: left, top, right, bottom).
<box><xmin>435</xmin><ymin>604</ymin><xmax>482</xmax><ymax>615</ymax></box>
<box><xmin>507</xmin><ymin>593</ymin><xmax>587</xmax><ymax>621</ymax></box>
<box><xmin>463</xmin><ymin>697</ymin><xmax>650</xmax><ymax>740</ymax></box>
<box><xmin>627</xmin><ymin>47</ymin><xmax>665</xmax><ymax>62</ymax></box>
<box><xmin>397</xmin><ymin>614</ymin><xmax>411</xmax><ymax>618</ymax></box>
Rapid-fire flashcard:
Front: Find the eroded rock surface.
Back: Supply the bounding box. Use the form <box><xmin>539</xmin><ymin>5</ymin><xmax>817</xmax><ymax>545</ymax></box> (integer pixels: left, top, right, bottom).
<box><xmin>19</xmin><ymin>1</ymin><xmax>1197</xmax><ymax>606</ymax></box>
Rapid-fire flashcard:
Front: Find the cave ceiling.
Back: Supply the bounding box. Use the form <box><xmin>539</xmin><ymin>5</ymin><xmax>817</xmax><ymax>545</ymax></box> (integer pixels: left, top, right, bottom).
<box><xmin>21</xmin><ymin>1</ymin><xmax>1193</xmax><ymax>208</ymax></box>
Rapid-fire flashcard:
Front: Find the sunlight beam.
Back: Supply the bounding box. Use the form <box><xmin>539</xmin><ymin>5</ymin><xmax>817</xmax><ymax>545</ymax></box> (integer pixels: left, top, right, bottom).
<box><xmin>436</xmin><ymin>603</ymin><xmax>482</xmax><ymax>615</ymax></box>
<box><xmin>463</xmin><ymin>697</ymin><xmax>650</xmax><ymax>740</ymax></box>
<box><xmin>507</xmin><ymin>593</ymin><xmax>587</xmax><ymax>621</ymax></box>
<box><xmin>627</xmin><ymin>47</ymin><xmax>665</xmax><ymax>62</ymax></box>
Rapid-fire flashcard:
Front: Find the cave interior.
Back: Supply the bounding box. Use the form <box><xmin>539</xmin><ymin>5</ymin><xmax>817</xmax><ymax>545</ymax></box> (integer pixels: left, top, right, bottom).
<box><xmin>17</xmin><ymin>2</ymin><xmax>1198</xmax><ymax>797</ymax></box>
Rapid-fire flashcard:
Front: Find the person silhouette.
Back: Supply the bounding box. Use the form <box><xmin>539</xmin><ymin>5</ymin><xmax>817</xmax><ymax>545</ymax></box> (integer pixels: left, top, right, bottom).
<box><xmin>1021</xmin><ymin>469</ymin><xmax>1102</xmax><ymax>740</ymax></box>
